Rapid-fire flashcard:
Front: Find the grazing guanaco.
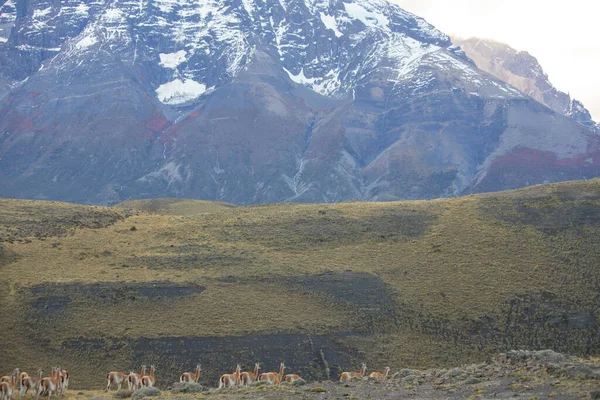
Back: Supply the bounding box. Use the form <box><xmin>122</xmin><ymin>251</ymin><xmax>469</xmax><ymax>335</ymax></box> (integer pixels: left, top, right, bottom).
<box><xmin>218</xmin><ymin>365</ymin><xmax>241</xmax><ymax>389</ymax></box>
<box><xmin>20</xmin><ymin>370</ymin><xmax>43</xmax><ymax>398</ymax></box>
<box><xmin>258</xmin><ymin>362</ymin><xmax>285</xmax><ymax>385</ymax></box>
<box><xmin>128</xmin><ymin>366</ymin><xmax>146</xmax><ymax>391</ymax></box>
<box><xmin>369</xmin><ymin>366</ymin><xmax>390</xmax><ymax>380</ymax></box>
<box><xmin>240</xmin><ymin>363</ymin><xmax>260</xmax><ymax>386</ymax></box>
<box><xmin>106</xmin><ymin>371</ymin><xmax>129</xmax><ymax>392</ymax></box>
<box><xmin>283</xmin><ymin>372</ymin><xmax>302</xmax><ymax>384</ymax></box>
<box><xmin>180</xmin><ymin>364</ymin><xmax>201</xmax><ymax>383</ymax></box>
<box><xmin>141</xmin><ymin>365</ymin><xmax>156</xmax><ymax>388</ymax></box>
<box><xmin>339</xmin><ymin>362</ymin><xmax>367</xmax><ymax>383</ymax></box>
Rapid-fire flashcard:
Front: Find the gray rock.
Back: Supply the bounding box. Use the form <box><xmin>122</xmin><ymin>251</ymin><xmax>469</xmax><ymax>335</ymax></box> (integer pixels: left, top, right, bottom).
<box><xmin>397</xmin><ymin>369</ymin><xmax>416</xmax><ymax>378</ymax></box>
<box><xmin>171</xmin><ymin>382</ymin><xmax>207</xmax><ymax>393</ymax></box>
<box><xmin>132</xmin><ymin>387</ymin><xmax>161</xmax><ymax>400</ymax></box>
<box><xmin>443</xmin><ymin>369</ymin><xmax>463</xmax><ymax>378</ymax></box>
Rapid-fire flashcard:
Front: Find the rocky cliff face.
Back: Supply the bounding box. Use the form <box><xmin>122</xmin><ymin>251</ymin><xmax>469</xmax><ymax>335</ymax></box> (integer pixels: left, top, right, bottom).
<box><xmin>453</xmin><ymin>37</ymin><xmax>598</xmax><ymax>132</ymax></box>
<box><xmin>0</xmin><ymin>0</ymin><xmax>598</xmax><ymax>205</ymax></box>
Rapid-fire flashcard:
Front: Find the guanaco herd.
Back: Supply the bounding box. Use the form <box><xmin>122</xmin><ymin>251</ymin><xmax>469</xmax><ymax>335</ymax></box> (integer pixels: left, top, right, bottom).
<box><xmin>0</xmin><ymin>368</ymin><xmax>69</xmax><ymax>400</ymax></box>
<box><xmin>0</xmin><ymin>361</ymin><xmax>390</xmax><ymax>399</ymax></box>
<box><xmin>108</xmin><ymin>361</ymin><xmax>389</xmax><ymax>391</ymax></box>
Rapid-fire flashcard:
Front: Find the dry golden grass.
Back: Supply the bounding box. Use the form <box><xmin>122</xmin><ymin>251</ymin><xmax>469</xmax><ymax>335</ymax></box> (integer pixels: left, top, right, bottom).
<box><xmin>41</xmin><ymin>283</ymin><xmax>350</xmax><ymax>341</ymax></box>
<box><xmin>115</xmin><ymin>198</ymin><xmax>235</xmax><ymax>215</ymax></box>
<box><xmin>1</xmin><ymin>178</ymin><xmax>600</xmax><ymax>388</ymax></box>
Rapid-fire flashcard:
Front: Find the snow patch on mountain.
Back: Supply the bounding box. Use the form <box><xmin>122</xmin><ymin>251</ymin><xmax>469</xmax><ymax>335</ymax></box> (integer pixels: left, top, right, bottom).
<box><xmin>33</xmin><ymin>7</ymin><xmax>52</xmax><ymax>19</ymax></box>
<box><xmin>76</xmin><ymin>33</ymin><xmax>98</xmax><ymax>50</ymax></box>
<box><xmin>0</xmin><ymin>0</ymin><xmax>16</xmax><ymax>24</ymax></box>
<box><xmin>74</xmin><ymin>3</ymin><xmax>90</xmax><ymax>17</ymax></box>
<box><xmin>241</xmin><ymin>0</ymin><xmax>255</xmax><ymax>19</ymax></box>
<box><xmin>156</xmin><ymin>79</ymin><xmax>207</xmax><ymax>105</ymax></box>
<box><xmin>159</xmin><ymin>50</ymin><xmax>187</xmax><ymax>69</ymax></box>
<box><xmin>284</xmin><ymin>67</ymin><xmax>316</xmax><ymax>86</ymax></box>
<box><xmin>344</xmin><ymin>2</ymin><xmax>390</xmax><ymax>32</ymax></box>
<box><xmin>320</xmin><ymin>12</ymin><xmax>343</xmax><ymax>37</ymax></box>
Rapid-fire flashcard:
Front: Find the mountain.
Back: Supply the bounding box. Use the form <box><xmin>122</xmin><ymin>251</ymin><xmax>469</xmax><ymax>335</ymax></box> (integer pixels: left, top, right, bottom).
<box><xmin>453</xmin><ymin>37</ymin><xmax>599</xmax><ymax>132</ymax></box>
<box><xmin>1</xmin><ymin>178</ymin><xmax>600</xmax><ymax>387</ymax></box>
<box><xmin>0</xmin><ymin>0</ymin><xmax>598</xmax><ymax>205</ymax></box>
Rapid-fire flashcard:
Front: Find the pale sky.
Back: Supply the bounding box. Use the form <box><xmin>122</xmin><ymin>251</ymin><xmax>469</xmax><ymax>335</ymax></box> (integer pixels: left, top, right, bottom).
<box><xmin>393</xmin><ymin>0</ymin><xmax>600</xmax><ymax>121</ymax></box>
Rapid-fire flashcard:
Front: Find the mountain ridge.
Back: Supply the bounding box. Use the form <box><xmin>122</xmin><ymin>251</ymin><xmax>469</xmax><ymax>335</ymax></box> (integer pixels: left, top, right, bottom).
<box><xmin>452</xmin><ymin>36</ymin><xmax>598</xmax><ymax>132</ymax></box>
<box><xmin>0</xmin><ymin>0</ymin><xmax>598</xmax><ymax>205</ymax></box>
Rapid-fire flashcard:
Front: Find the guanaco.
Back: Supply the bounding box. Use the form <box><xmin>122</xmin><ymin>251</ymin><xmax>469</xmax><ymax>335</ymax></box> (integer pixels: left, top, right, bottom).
<box><xmin>38</xmin><ymin>368</ymin><xmax>59</xmax><ymax>400</ymax></box>
<box><xmin>369</xmin><ymin>366</ymin><xmax>390</xmax><ymax>380</ymax></box>
<box><xmin>0</xmin><ymin>382</ymin><xmax>12</xmax><ymax>400</ymax></box>
<box><xmin>339</xmin><ymin>362</ymin><xmax>367</xmax><ymax>383</ymax></box>
<box><xmin>106</xmin><ymin>371</ymin><xmax>129</xmax><ymax>392</ymax></box>
<box><xmin>128</xmin><ymin>366</ymin><xmax>146</xmax><ymax>391</ymax></box>
<box><xmin>283</xmin><ymin>372</ymin><xmax>302</xmax><ymax>384</ymax></box>
<box><xmin>58</xmin><ymin>368</ymin><xmax>70</xmax><ymax>393</ymax></box>
<box><xmin>258</xmin><ymin>362</ymin><xmax>285</xmax><ymax>385</ymax></box>
<box><xmin>218</xmin><ymin>365</ymin><xmax>241</xmax><ymax>389</ymax></box>
<box><xmin>0</xmin><ymin>369</ymin><xmax>18</xmax><ymax>384</ymax></box>
<box><xmin>17</xmin><ymin>370</ymin><xmax>29</xmax><ymax>390</ymax></box>
<box><xmin>240</xmin><ymin>363</ymin><xmax>260</xmax><ymax>386</ymax></box>
<box><xmin>20</xmin><ymin>370</ymin><xmax>43</xmax><ymax>398</ymax></box>
<box><xmin>141</xmin><ymin>365</ymin><xmax>156</xmax><ymax>388</ymax></box>
<box><xmin>0</xmin><ymin>370</ymin><xmax>17</xmax><ymax>400</ymax></box>
<box><xmin>180</xmin><ymin>364</ymin><xmax>201</xmax><ymax>383</ymax></box>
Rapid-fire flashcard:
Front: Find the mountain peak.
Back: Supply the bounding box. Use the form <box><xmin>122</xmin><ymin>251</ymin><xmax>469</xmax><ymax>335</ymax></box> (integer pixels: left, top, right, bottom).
<box><xmin>0</xmin><ymin>0</ymin><xmax>598</xmax><ymax>205</ymax></box>
<box><xmin>453</xmin><ymin>36</ymin><xmax>598</xmax><ymax>131</ymax></box>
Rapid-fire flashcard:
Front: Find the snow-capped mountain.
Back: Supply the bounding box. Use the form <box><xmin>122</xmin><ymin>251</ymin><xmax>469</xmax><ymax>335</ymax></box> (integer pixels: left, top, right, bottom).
<box><xmin>453</xmin><ymin>37</ymin><xmax>598</xmax><ymax>132</ymax></box>
<box><xmin>0</xmin><ymin>0</ymin><xmax>598</xmax><ymax>205</ymax></box>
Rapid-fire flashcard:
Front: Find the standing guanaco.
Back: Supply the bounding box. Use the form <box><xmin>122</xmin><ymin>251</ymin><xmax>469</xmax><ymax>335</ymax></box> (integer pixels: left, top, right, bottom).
<box><xmin>106</xmin><ymin>371</ymin><xmax>129</xmax><ymax>392</ymax></box>
<box><xmin>141</xmin><ymin>365</ymin><xmax>156</xmax><ymax>388</ymax></box>
<box><xmin>240</xmin><ymin>363</ymin><xmax>260</xmax><ymax>386</ymax></box>
<box><xmin>180</xmin><ymin>364</ymin><xmax>201</xmax><ymax>383</ymax></box>
<box><xmin>258</xmin><ymin>362</ymin><xmax>285</xmax><ymax>385</ymax></box>
<box><xmin>218</xmin><ymin>365</ymin><xmax>241</xmax><ymax>389</ymax></box>
<box><xmin>0</xmin><ymin>369</ymin><xmax>18</xmax><ymax>385</ymax></box>
<box><xmin>0</xmin><ymin>370</ymin><xmax>17</xmax><ymax>400</ymax></box>
<box><xmin>17</xmin><ymin>370</ymin><xmax>28</xmax><ymax>391</ymax></box>
<box><xmin>38</xmin><ymin>368</ymin><xmax>60</xmax><ymax>400</ymax></box>
<box><xmin>128</xmin><ymin>366</ymin><xmax>146</xmax><ymax>391</ymax></box>
<box><xmin>20</xmin><ymin>370</ymin><xmax>43</xmax><ymax>398</ymax></box>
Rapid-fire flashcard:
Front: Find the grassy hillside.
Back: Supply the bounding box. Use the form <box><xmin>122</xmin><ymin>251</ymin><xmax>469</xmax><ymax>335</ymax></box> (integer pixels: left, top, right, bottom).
<box><xmin>1</xmin><ymin>179</ymin><xmax>600</xmax><ymax>389</ymax></box>
<box><xmin>115</xmin><ymin>198</ymin><xmax>236</xmax><ymax>215</ymax></box>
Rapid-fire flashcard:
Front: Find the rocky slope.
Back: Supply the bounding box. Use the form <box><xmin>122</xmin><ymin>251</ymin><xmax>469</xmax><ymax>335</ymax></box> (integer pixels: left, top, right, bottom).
<box><xmin>171</xmin><ymin>351</ymin><xmax>600</xmax><ymax>399</ymax></box>
<box><xmin>0</xmin><ymin>0</ymin><xmax>598</xmax><ymax>205</ymax></box>
<box><xmin>453</xmin><ymin>36</ymin><xmax>599</xmax><ymax>132</ymax></box>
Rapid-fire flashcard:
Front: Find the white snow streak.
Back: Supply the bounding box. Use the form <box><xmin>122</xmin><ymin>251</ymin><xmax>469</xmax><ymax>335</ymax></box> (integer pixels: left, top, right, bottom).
<box><xmin>75</xmin><ymin>34</ymin><xmax>98</xmax><ymax>50</ymax></box>
<box><xmin>320</xmin><ymin>12</ymin><xmax>342</xmax><ymax>37</ymax></box>
<box><xmin>344</xmin><ymin>2</ymin><xmax>389</xmax><ymax>32</ymax></box>
<box><xmin>159</xmin><ymin>50</ymin><xmax>187</xmax><ymax>69</ymax></box>
<box><xmin>156</xmin><ymin>79</ymin><xmax>207</xmax><ymax>105</ymax></box>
